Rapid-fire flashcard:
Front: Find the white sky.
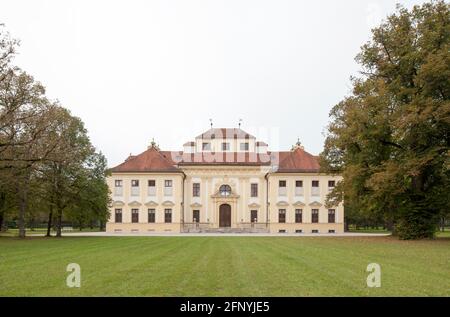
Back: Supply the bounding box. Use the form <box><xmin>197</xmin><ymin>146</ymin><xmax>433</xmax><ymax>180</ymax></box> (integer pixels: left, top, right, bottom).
<box><xmin>2</xmin><ymin>0</ymin><xmax>425</xmax><ymax>166</ymax></box>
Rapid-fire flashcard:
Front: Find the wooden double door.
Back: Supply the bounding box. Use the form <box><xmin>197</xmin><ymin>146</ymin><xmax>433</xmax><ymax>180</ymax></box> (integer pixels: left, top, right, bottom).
<box><xmin>219</xmin><ymin>204</ymin><xmax>231</xmax><ymax>228</ymax></box>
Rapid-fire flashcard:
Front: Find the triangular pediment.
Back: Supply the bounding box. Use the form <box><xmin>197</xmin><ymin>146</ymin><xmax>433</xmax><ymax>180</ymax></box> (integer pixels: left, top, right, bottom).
<box><xmin>144</xmin><ymin>200</ymin><xmax>158</xmax><ymax>207</ymax></box>
<box><xmin>162</xmin><ymin>200</ymin><xmax>175</xmax><ymax>207</ymax></box>
<box><xmin>128</xmin><ymin>201</ymin><xmax>142</xmax><ymax>207</ymax></box>
<box><xmin>112</xmin><ymin>200</ymin><xmax>125</xmax><ymax>207</ymax></box>
<box><xmin>309</xmin><ymin>201</ymin><xmax>322</xmax><ymax>207</ymax></box>
<box><xmin>293</xmin><ymin>201</ymin><xmax>306</xmax><ymax>207</ymax></box>
<box><xmin>276</xmin><ymin>201</ymin><xmax>289</xmax><ymax>207</ymax></box>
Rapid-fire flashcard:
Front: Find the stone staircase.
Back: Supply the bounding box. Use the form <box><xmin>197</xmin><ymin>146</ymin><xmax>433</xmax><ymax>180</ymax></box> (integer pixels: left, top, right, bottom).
<box><xmin>183</xmin><ymin>225</ymin><xmax>269</xmax><ymax>234</ymax></box>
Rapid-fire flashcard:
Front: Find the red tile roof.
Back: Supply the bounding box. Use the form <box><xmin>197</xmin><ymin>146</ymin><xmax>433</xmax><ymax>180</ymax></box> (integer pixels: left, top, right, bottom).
<box><xmin>111</xmin><ymin>147</ymin><xmax>320</xmax><ymax>173</ymax></box>
<box><xmin>196</xmin><ymin>128</ymin><xmax>255</xmax><ymax>140</ymax></box>
<box><xmin>275</xmin><ymin>148</ymin><xmax>320</xmax><ymax>172</ymax></box>
<box><xmin>110</xmin><ymin>147</ymin><xmax>181</xmax><ymax>173</ymax></box>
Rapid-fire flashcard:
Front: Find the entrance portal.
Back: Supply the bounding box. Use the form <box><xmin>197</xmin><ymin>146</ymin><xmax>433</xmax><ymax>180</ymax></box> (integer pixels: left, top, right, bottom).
<box><xmin>219</xmin><ymin>204</ymin><xmax>231</xmax><ymax>228</ymax></box>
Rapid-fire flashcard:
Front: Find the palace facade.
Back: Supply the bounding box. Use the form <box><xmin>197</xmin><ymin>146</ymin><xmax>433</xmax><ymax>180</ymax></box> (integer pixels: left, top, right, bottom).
<box><xmin>106</xmin><ymin>128</ymin><xmax>344</xmax><ymax>234</ymax></box>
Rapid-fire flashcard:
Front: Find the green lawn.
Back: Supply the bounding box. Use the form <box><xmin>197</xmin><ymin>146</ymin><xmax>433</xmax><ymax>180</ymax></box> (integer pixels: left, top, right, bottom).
<box><xmin>1</xmin><ymin>236</ymin><xmax>449</xmax><ymax>296</ymax></box>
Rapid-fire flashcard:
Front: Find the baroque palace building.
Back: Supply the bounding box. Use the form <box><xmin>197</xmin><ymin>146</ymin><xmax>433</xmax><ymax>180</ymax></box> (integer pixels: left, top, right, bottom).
<box><xmin>106</xmin><ymin>128</ymin><xmax>344</xmax><ymax>234</ymax></box>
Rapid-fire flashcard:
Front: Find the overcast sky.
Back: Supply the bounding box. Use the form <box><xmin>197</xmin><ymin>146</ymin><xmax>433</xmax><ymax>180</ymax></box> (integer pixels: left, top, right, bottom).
<box><xmin>2</xmin><ymin>0</ymin><xmax>425</xmax><ymax>166</ymax></box>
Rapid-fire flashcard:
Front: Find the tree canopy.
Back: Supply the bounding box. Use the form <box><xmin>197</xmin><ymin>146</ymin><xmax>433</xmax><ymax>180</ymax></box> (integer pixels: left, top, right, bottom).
<box><xmin>0</xmin><ymin>23</ymin><xmax>110</xmax><ymax>237</ymax></box>
<box><xmin>321</xmin><ymin>0</ymin><xmax>450</xmax><ymax>239</ymax></box>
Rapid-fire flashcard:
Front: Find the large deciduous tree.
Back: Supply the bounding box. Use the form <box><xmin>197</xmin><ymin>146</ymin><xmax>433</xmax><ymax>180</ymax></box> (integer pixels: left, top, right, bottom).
<box><xmin>321</xmin><ymin>1</ymin><xmax>450</xmax><ymax>239</ymax></box>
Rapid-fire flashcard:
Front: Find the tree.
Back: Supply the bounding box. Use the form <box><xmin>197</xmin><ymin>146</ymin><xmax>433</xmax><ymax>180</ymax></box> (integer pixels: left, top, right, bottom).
<box><xmin>321</xmin><ymin>1</ymin><xmax>450</xmax><ymax>239</ymax></box>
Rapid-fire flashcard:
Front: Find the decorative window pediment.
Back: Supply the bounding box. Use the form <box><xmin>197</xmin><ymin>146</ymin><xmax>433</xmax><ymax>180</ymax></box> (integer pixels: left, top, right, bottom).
<box><xmin>144</xmin><ymin>200</ymin><xmax>158</xmax><ymax>207</ymax></box>
<box><xmin>190</xmin><ymin>202</ymin><xmax>202</xmax><ymax>208</ymax></box>
<box><xmin>162</xmin><ymin>200</ymin><xmax>175</xmax><ymax>207</ymax></box>
<box><xmin>128</xmin><ymin>201</ymin><xmax>142</xmax><ymax>207</ymax></box>
<box><xmin>293</xmin><ymin>201</ymin><xmax>306</xmax><ymax>207</ymax></box>
<box><xmin>309</xmin><ymin>201</ymin><xmax>323</xmax><ymax>207</ymax></box>
<box><xmin>112</xmin><ymin>200</ymin><xmax>125</xmax><ymax>207</ymax></box>
<box><xmin>276</xmin><ymin>201</ymin><xmax>289</xmax><ymax>207</ymax></box>
<box><xmin>248</xmin><ymin>202</ymin><xmax>260</xmax><ymax>208</ymax></box>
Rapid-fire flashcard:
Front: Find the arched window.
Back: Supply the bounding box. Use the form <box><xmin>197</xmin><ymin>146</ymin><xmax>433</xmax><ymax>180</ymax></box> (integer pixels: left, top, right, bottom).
<box><xmin>219</xmin><ymin>185</ymin><xmax>232</xmax><ymax>197</ymax></box>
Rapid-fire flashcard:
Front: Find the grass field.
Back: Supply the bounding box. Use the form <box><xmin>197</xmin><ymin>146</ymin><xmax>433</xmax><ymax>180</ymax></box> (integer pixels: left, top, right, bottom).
<box><xmin>1</xmin><ymin>236</ymin><xmax>449</xmax><ymax>296</ymax></box>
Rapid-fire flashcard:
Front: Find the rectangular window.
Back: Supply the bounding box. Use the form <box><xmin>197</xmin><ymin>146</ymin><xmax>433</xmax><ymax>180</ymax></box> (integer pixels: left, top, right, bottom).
<box><xmin>295</xmin><ymin>209</ymin><xmax>303</xmax><ymax>223</ymax></box>
<box><xmin>222</xmin><ymin>142</ymin><xmax>230</xmax><ymax>151</ymax></box>
<box><xmin>202</xmin><ymin>142</ymin><xmax>211</xmax><ymax>151</ymax></box>
<box><xmin>278</xmin><ymin>180</ymin><xmax>287</xmax><ymax>196</ymax></box>
<box><xmin>278</xmin><ymin>209</ymin><xmax>286</xmax><ymax>223</ymax></box>
<box><xmin>193</xmin><ymin>210</ymin><xmax>200</xmax><ymax>223</ymax></box>
<box><xmin>164</xmin><ymin>209</ymin><xmax>172</xmax><ymax>223</ymax></box>
<box><xmin>311</xmin><ymin>180</ymin><xmax>320</xmax><ymax>196</ymax></box>
<box><xmin>240</xmin><ymin>142</ymin><xmax>249</xmax><ymax>151</ymax></box>
<box><xmin>295</xmin><ymin>180</ymin><xmax>304</xmax><ymax>196</ymax></box>
<box><xmin>193</xmin><ymin>183</ymin><xmax>200</xmax><ymax>197</ymax></box>
<box><xmin>148</xmin><ymin>180</ymin><xmax>156</xmax><ymax>196</ymax></box>
<box><xmin>131</xmin><ymin>180</ymin><xmax>139</xmax><ymax>196</ymax></box>
<box><xmin>312</xmin><ymin>209</ymin><xmax>319</xmax><ymax>223</ymax></box>
<box><xmin>328</xmin><ymin>180</ymin><xmax>336</xmax><ymax>192</ymax></box>
<box><xmin>164</xmin><ymin>180</ymin><xmax>173</xmax><ymax>196</ymax></box>
<box><xmin>114</xmin><ymin>209</ymin><xmax>122</xmax><ymax>223</ymax></box>
<box><xmin>251</xmin><ymin>210</ymin><xmax>258</xmax><ymax>223</ymax></box>
<box><xmin>114</xmin><ymin>180</ymin><xmax>123</xmax><ymax>196</ymax></box>
<box><xmin>328</xmin><ymin>209</ymin><xmax>336</xmax><ymax>223</ymax></box>
<box><xmin>251</xmin><ymin>183</ymin><xmax>258</xmax><ymax>197</ymax></box>
<box><xmin>148</xmin><ymin>209</ymin><xmax>155</xmax><ymax>223</ymax></box>
<box><xmin>131</xmin><ymin>209</ymin><xmax>139</xmax><ymax>223</ymax></box>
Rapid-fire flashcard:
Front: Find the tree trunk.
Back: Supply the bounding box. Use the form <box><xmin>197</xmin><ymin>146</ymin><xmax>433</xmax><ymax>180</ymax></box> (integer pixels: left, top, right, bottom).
<box><xmin>46</xmin><ymin>207</ymin><xmax>53</xmax><ymax>237</ymax></box>
<box><xmin>55</xmin><ymin>208</ymin><xmax>63</xmax><ymax>237</ymax></box>
<box><xmin>17</xmin><ymin>180</ymin><xmax>29</xmax><ymax>239</ymax></box>
<box><xmin>0</xmin><ymin>210</ymin><xmax>4</xmax><ymax>232</ymax></box>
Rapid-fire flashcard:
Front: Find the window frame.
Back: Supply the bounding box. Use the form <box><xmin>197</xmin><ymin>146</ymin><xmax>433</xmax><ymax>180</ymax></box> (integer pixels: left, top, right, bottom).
<box><xmin>131</xmin><ymin>209</ymin><xmax>139</xmax><ymax>223</ymax></box>
<box><xmin>295</xmin><ymin>209</ymin><xmax>303</xmax><ymax>223</ymax></box>
<box><xmin>240</xmin><ymin>142</ymin><xmax>249</xmax><ymax>151</ymax></box>
<box><xmin>278</xmin><ymin>209</ymin><xmax>286</xmax><ymax>223</ymax></box>
<box><xmin>164</xmin><ymin>208</ymin><xmax>172</xmax><ymax>223</ymax></box>
<box><xmin>193</xmin><ymin>183</ymin><xmax>200</xmax><ymax>197</ymax></box>
<box><xmin>219</xmin><ymin>184</ymin><xmax>232</xmax><ymax>197</ymax></box>
<box><xmin>222</xmin><ymin>142</ymin><xmax>230</xmax><ymax>151</ymax></box>
<box><xmin>202</xmin><ymin>142</ymin><xmax>211</xmax><ymax>151</ymax></box>
<box><xmin>193</xmin><ymin>210</ymin><xmax>200</xmax><ymax>223</ymax></box>
<box><xmin>115</xmin><ymin>180</ymin><xmax>123</xmax><ymax>187</ymax></box>
<box><xmin>148</xmin><ymin>209</ymin><xmax>155</xmax><ymax>223</ymax></box>
<box><xmin>251</xmin><ymin>210</ymin><xmax>258</xmax><ymax>223</ymax></box>
<box><xmin>328</xmin><ymin>209</ymin><xmax>336</xmax><ymax>223</ymax></box>
<box><xmin>250</xmin><ymin>183</ymin><xmax>258</xmax><ymax>197</ymax></box>
<box><xmin>114</xmin><ymin>208</ymin><xmax>122</xmax><ymax>223</ymax></box>
<box><xmin>311</xmin><ymin>209</ymin><xmax>319</xmax><ymax>223</ymax></box>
